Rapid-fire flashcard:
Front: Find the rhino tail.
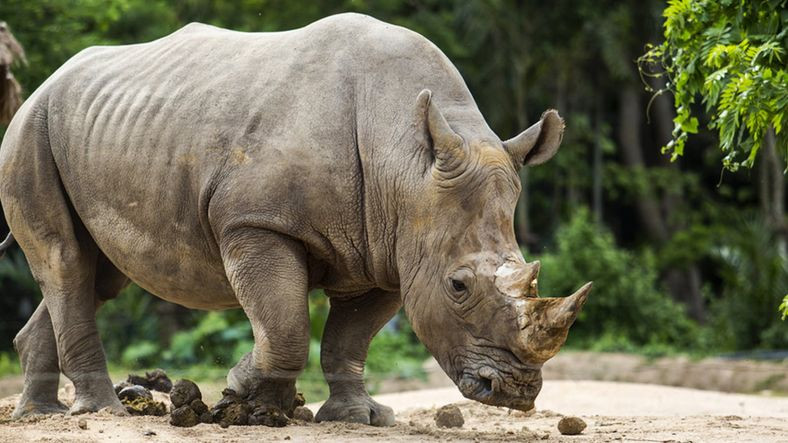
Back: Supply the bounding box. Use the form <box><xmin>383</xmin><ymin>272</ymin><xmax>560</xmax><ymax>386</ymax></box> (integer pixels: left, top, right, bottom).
<box><xmin>0</xmin><ymin>232</ymin><xmax>15</xmax><ymax>259</ymax></box>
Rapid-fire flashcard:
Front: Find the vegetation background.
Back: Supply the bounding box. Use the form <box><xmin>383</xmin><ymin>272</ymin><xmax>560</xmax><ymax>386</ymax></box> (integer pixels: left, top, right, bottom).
<box><xmin>0</xmin><ymin>0</ymin><xmax>785</xmax><ymax>400</ymax></box>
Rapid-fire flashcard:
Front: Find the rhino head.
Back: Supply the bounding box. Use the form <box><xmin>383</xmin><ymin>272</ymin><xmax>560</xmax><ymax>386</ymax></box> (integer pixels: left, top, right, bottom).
<box><xmin>398</xmin><ymin>90</ymin><xmax>592</xmax><ymax>411</ymax></box>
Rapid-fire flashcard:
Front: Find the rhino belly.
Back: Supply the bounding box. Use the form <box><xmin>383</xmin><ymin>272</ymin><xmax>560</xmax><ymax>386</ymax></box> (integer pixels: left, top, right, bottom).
<box><xmin>79</xmin><ymin>198</ymin><xmax>239</xmax><ymax>310</ymax></box>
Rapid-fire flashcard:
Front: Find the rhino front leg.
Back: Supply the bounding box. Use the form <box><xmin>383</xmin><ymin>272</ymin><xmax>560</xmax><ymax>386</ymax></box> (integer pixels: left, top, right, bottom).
<box><xmin>12</xmin><ymin>301</ymin><xmax>68</xmax><ymax>418</ymax></box>
<box><xmin>316</xmin><ymin>290</ymin><xmax>401</xmax><ymax>426</ymax></box>
<box><xmin>221</xmin><ymin>229</ymin><xmax>310</xmax><ymax>417</ymax></box>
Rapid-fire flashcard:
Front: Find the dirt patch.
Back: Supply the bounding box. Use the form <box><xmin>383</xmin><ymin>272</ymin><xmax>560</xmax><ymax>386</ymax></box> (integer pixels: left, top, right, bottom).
<box><xmin>1</xmin><ymin>381</ymin><xmax>787</xmax><ymax>442</ymax></box>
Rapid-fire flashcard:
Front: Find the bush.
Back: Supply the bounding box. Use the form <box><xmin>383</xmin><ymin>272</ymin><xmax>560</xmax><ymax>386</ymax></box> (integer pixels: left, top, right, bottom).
<box><xmin>534</xmin><ymin>208</ymin><xmax>699</xmax><ymax>351</ymax></box>
<box><xmin>705</xmin><ymin>217</ymin><xmax>788</xmax><ymax>350</ymax></box>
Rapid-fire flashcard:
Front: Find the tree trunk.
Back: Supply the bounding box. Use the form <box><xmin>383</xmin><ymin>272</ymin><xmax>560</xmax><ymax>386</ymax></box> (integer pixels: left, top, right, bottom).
<box><xmin>619</xmin><ymin>83</ymin><xmax>706</xmax><ymax>321</ymax></box>
<box><xmin>593</xmin><ymin>97</ymin><xmax>603</xmax><ymax>223</ymax></box>
<box><xmin>618</xmin><ymin>85</ymin><xmax>669</xmax><ymax>243</ymax></box>
<box><xmin>762</xmin><ymin>128</ymin><xmax>786</xmax><ymax>255</ymax></box>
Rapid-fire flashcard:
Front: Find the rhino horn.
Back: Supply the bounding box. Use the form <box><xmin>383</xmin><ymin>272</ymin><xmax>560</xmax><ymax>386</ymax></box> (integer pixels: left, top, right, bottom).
<box><xmin>503</xmin><ymin>109</ymin><xmax>564</xmax><ymax>168</ymax></box>
<box><xmin>417</xmin><ymin>89</ymin><xmax>466</xmax><ymax>173</ymax></box>
<box><xmin>510</xmin><ymin>281</ymin><xmax>592</xmax><ymax>362</ymax></box>
<box><xmin>548</xmin><ymin>281</ymin><xmax>592</xmax><ymax>330</ymax></box>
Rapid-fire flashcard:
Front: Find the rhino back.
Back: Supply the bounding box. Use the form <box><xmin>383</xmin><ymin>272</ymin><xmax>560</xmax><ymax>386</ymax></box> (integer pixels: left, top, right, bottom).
<box><xmin>27</xmin><ymin>14</ymin><xmax>480</xmax><ymax>305</ymax></box>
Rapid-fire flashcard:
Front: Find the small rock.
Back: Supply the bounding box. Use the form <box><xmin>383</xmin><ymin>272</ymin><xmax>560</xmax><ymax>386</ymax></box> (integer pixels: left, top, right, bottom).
<box><xmin>77</xmin><ymin>418</ymin><xmax>87</xmax><ymax>430</ymax></box>
<box><xmin>558</xmin><ymin>416</ymin><xmax>587</xmax><ymax>435</ymax></box>
<box><xmin>170</xmin><ymin>379</ymin><xmax>202</xmax><ymax>408</ymax></box>
<box><xmin>142</xmin><ymin>429</ymin><xmax>156</xmax><ymax>436</ymax></box>
<box><xmin>118</xmin><ymin>385</ymin><xmax>153</xmax><ymax>402</ymax></box>
<box><xmin>170</xmin><ymin>405</ymin><xmax>200</xmax><ymax>428</ymax></box>
<box><xmin>435</xmin><ymin>404</ymin><xmax>464</xmax><ymax>428</ymax></box>
<box><xmin>292</xmin><ymin>406</ymin><xmax>314</xmax><ymax>422</ymax></box>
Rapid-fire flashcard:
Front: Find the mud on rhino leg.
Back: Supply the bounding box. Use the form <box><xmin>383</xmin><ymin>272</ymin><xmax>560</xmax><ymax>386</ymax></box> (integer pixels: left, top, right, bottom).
<box><xmin>12</xmin><ymin>301</ymin><xmax>68</xmax><ymax>418</ymax></box>
<box><xmin>221</xmin><ymin>229</ymin><xmax>310</xmax><ymax>416</ymax></box>
<box><xmin>315</xmin><ymin>290</ymin><xmax>401</xmax><ymax>426</ymax></box>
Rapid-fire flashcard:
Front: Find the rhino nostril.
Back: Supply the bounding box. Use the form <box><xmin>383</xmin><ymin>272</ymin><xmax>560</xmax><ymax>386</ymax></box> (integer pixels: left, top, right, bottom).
<box><xmin>479</xmin><ymin>376</ymin><xmax>493</xmax><ymax>393</ymax></box>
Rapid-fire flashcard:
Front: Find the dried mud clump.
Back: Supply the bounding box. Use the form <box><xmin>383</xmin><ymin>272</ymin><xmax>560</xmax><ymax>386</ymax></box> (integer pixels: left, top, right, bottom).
<box><xmin>292</xmin><ymin>406</ymin><xmax>314</xmax><ymax>422</ymax></box>
<box><xmin>210</xmin><ymin>388</ymin><xmax>304</xmax><ymax>428</ymax></box>
<box><xmin>434</xmin><ymin>404</ymin><xmax>464</xmax><ymax>428</ymax></box>
<box><xmin>128</xmin><ymin>369</ymin><xmax>173</xmax><ymax>393</ymax></box>
<box><xmin>557</xmin><ymin>416</ymin><xmax>587</xmax><ymax>435</ymax></box>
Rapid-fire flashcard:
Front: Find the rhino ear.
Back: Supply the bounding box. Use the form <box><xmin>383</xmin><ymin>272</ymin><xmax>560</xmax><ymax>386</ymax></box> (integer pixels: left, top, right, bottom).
<box><xmin>503</xmin><ymin>110</ymin><xmax>564</xmax><ymax>169</ymax></box>
<box><xmin>416</xmin><ymin>89</ymin><xmax>466</xmax><ymax>173</ymax></box>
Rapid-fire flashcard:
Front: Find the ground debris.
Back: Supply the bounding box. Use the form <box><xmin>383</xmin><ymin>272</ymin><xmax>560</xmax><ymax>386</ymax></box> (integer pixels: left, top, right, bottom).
<box><xmin>210</xmin><ymin>387</ymin><xmax>297</xmax><ymax>428</ymax></box>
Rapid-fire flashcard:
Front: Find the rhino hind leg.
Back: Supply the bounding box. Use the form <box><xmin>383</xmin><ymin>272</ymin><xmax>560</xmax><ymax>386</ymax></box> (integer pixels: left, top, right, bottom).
<box><xmin>220</xmin><ymin>229</ymin><xmax>310</xmax><ymax>418</ymax></box>
<box><xmin>7</xmin><ymin>210</ymin><xmax>124</xmax><ymax>416</ymax></box>
<box><xmin>12</xmin><ymin>302</ymin><xmax>69</xmax><ymax>418</ymax></box>
<box><xmin>315</xmin><ymin>289</ymin><xmax>401</xmax><ymax>427</ymax></box>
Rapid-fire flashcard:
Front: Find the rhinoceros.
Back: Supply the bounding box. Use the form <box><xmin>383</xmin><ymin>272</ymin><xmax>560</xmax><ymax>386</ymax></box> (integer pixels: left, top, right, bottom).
<box><xmin>0</xmin><ymin>13</ymin><xmax>591</xmax><ymax>425</ymax></box>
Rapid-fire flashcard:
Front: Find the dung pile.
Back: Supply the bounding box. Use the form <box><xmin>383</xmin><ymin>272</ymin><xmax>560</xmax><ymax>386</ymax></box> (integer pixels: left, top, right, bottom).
<box><xmin>127</xmin><ymin>369</ymin><xmax>173</xmax><ymax>393</ymax></box>
<box><xmin>210</xmin><ymin>388</ymin><xmax>307</xmax><ymax>428</ymax></box>
<box><xmin>292</xmin><ymin>406</ymin><xmax>314</xmax><ymax>422</ymax></box>
<box><xmin>169</xmin><ymin>379</ymin><xmax>212</xmax><ymax>427</ymax></box>
<box><xmin>115</xmin><ymin>384</ymin><xmax>167</xmax><ymax>416</ymax></box>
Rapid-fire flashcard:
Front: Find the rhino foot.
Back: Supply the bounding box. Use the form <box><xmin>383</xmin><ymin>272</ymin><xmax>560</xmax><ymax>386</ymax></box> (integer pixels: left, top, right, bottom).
<box><xmin>12</xmin><ymin>399</ymin><xmax>69</xmax><ymax>419</ymax></box>
<box><xmin>315</xmin><ymin>393</ymin><xmax>395</xmax><ymax>427</ymax></box>
<box><xmin>69</xmin><ymin>396</ymin><xmax>128</xmax><ymax>416</ymax></box>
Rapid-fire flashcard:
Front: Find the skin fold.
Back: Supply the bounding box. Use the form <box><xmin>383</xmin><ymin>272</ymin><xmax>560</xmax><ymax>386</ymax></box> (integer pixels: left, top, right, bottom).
<box><xmin>0</xmin><ymin>13</ymin><xmax>590</xmax><ymax>425</ymax></box>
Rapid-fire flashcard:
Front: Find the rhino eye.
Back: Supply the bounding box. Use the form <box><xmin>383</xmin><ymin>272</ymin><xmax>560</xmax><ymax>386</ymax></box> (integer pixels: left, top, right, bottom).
<box><xmin>451</xmin><ymin>279</ymin><xmax>467</xmax><ymax>292</ymax></box>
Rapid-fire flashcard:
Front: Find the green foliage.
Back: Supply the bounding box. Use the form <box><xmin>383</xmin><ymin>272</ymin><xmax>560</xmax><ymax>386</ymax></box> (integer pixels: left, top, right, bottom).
<box><xmin>535</xmin><ymin>209</ymin><xmax>699</xmax><ymax>350</ymax></box>
<box><xmin>0</xmin><ymin>352</ymin><xmax>20</xmax><ymax>377</ymax></box>
<box><xmin>97</xmin><ymin>285</ymin><xmax>162</xmax><ymax>363</ymax></box>
<box><xmin>366</xmin><ymin>323</ymin><xmax>430</xmax><ymax>378</ymax></box>
<box><xmin>164</xmin><ymin>310</ymin><xmax>253</xmax><ymax>367</ymax></box>
<box><xmin>705</xmin><ymin>216</ymin><xmax>788</xmax><ymax>349</ymax></box>
<box><xmin>781</xmin><ymin>295</ymin><xmax>788</xmax><ymax>320</ymax></box>
<box><xmin>641</xmin><ymin>0</ymin><xmax>787</xmax><ymax>171</ymax></box>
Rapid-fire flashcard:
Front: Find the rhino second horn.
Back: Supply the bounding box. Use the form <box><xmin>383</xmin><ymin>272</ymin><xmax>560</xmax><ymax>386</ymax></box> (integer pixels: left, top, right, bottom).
<box><xmin>494</xmin><ymin>260</ymin><xmax>540</xmax><ymax>298</ymax></box>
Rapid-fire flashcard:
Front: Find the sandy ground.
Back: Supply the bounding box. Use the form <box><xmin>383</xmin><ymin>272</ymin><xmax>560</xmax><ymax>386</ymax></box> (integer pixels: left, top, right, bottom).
<box><xmin>1</xmin><ymin>380</ymin><xmax>787</xmax><ymax>442</ymax></box>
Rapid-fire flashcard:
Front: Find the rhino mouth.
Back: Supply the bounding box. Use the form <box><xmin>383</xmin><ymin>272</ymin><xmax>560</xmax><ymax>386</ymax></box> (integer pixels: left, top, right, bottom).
<box><xmin>455</xmin><ymin>348</ymin><xmax>543</xmax><ymax>411</ymax></box>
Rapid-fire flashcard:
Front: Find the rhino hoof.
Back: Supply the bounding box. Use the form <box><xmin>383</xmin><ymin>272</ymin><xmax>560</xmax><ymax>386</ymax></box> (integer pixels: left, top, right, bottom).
<box><xmin>315</xmin><ymin>394</ymin><xmax>395</xmax><ymax>427</ymax></box>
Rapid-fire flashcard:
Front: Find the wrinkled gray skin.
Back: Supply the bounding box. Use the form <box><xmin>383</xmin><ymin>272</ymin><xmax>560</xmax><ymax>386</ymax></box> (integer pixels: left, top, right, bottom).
<box><xmin>0</xmin><ymin>13</ymin><xmax>591</xmax><ymax>425</ymax></box>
